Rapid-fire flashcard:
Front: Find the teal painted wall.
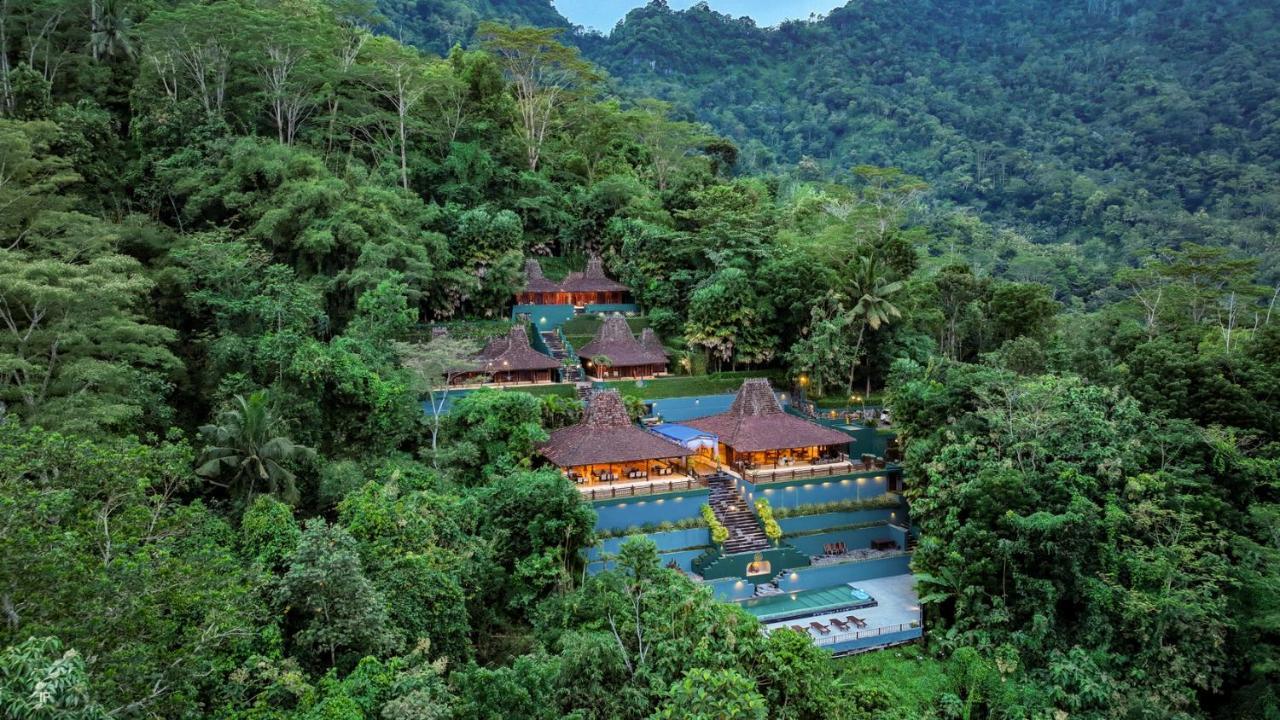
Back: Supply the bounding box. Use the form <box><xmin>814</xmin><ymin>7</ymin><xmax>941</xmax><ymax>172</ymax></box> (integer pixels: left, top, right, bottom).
<box><xmin>785</xmin><ymin>526</ymin><xmax>901</xmax><ymax>557</ymax></box>
<box><xmin>586</xmin><ymin>547</ymin><xmax>709</xmax><ymax>576</ymax></box>
<box><xmin>592</xmin><ymin>488</ymin><xmax>709</xmax><ymax>532</ymax></box>
<box><xmin>776</xmin><ymin>508</ymin><xmax>900</xmax><ymax>534</ymax></box>
<box><xmin>707</xmin><ymin>577</ymin><xmax>757</xmax><ymax>602</ymax></box>
<box><xmin>586</xmin><ymin>527</ymin><xmax>710</xmax><ymax>560</ymax></box>
<box><xmin>775</xmin><ymin>554</ymin><xmax>913</xmax><ymax>592</ymax></box>
<box><xmin>514</xmin><ymin>304</ymin><xmax>578</xmax><ymax>328</ymax></box>
<box><xmin>737</xmin><ymin>472</ymin><xmax>894</xmax><ymax>511</ymax></box>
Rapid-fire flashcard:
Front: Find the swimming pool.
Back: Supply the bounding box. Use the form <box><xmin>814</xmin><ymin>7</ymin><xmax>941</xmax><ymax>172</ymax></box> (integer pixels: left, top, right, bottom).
<box><xmin>737</xmin><ymin>584</ymin><xmax>878</xmax><ymax>623</ymax></box>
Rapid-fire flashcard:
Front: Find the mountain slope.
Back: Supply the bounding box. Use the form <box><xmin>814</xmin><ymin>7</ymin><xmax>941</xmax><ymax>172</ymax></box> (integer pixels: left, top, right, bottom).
<box><xmin>377</xmin><ymin>0</ymin><xmax>571</xmax><ymax>53</ymax></box>
<box><xmin>581</xmin><ymin>0</ymin><xmax>1280</xmax><ymax>274</ymax></box>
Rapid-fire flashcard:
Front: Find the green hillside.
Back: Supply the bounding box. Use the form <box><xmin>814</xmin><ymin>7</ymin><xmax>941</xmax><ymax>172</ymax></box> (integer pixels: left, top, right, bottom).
<box><xmin>581</xmin><ymin>0</ymin><xmax>1280</xmax><ymax>279</ymax></box>
<box><xmin>378</xmin><ymin>0</ymin><xmax>570</xmax><ymax>53</ymax></box>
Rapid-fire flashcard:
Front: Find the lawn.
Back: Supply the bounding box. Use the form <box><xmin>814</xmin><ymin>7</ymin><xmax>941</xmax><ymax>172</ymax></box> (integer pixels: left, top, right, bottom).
<box><xmin>810</xmin><ymin>390</ymin><xmax>887</xmax><ymax>408</ymax></box>
<box><xmin>602</xmin><ymin>371</ymin><xmax>785</xmax><ymax>400</ymax></box>
<box><xmin>508</xmin><ymin>383</ymin><xmax>576</xmax><ymax>398</ymax></box>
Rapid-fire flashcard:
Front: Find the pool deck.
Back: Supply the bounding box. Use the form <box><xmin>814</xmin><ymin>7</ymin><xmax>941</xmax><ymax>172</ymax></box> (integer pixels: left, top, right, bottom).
<box><xmin>762</xmin><ymin>574</ymin><xmax>920</xmax><ymax>643</ymax></box>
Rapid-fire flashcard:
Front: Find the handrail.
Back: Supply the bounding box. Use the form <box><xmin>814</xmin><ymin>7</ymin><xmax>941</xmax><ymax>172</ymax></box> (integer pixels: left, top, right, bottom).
<box><xmin>745</xmin><ymin>461</ymin><xmax>879</xmax><ymax>484</ymax></box>
<box><xmin>578</xmin><ymin>477</ymin><xmax>708</xmax><ymax>501</ymax></box>
<box><xmin>801</xmin><ymin>621</ymin><xmax>923</xmax><ymax>647</ymax></box>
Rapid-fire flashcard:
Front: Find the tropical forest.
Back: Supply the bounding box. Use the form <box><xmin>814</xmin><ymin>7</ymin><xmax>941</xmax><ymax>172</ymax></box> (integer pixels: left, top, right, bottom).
<box><xmin>0</xmin><ymin>0</ymin><xmax>1277</xmax><ymax>718</ymax></box>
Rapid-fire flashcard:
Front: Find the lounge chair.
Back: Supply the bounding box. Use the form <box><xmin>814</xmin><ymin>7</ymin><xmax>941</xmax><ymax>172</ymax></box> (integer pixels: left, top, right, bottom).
<box><xmin>790</xmin><ymin>625</ymin><xmax>808</xmax><ymax>634</ymax></box>
<box><xmin>829</xmin><ymin>618</ymin><xmax>851</xmax><ymax>631</ymax></box>
<box><xmin>809</xmin><ymin>621</ymin><xmax>831</xmax><ymax>636</ymax></box>
<box><xmin>845</xmin><ymin>615</ymin><xmax>867</xmax><ymax>629</ymax></box>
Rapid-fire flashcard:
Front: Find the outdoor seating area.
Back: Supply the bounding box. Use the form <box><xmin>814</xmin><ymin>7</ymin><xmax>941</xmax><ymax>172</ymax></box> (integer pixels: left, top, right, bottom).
<box><xmin>761</xmin><ymin>574</ymin><xmax>921</xmax><ymax>650</ymax></box>
<box><xmin>540</xmin><ymin>389</ymin><xmax>699</xmax><ymax>498</ymax></box>
<box><xmin>685</xmin><ymin>378</ymin><xmax>856</xmax><ymax>476</ymax></box>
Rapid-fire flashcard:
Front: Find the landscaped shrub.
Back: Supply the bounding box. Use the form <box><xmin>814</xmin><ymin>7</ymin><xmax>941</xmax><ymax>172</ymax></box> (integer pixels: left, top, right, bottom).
<box><xmin>772</xmin><ymin>495</ymin><xmax>901</xmax><ymax>519</ymax></box>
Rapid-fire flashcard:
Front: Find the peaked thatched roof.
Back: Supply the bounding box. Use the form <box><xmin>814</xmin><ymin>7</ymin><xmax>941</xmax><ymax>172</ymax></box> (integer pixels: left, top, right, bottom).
<box><xmin>577</xmin><ymin>317</ymin><xmax>667</xmax><ymax>367</ymax></box>
<box><xmin>471</xmin><ymin>326</ymin><xmax>560</xmax><ymax>374</ymax></box>
<box><xmin>685</xmin><ymin>378</ymin><xmax>852</xmax><ymax>453</ymax></box>
<box><xmin>639</xmin><ymin>328</ymin><xmax>669</xmax><ymax>358</ymax></box>
<box><xmin>521</xmin><ymin>259</ymin><xmax>559</xmax><ymax>294</ymax></box>
<box><xmin>558</xmin><ymin>256</ymin><xmax>628</xmax><ymax>293</ymax></box>
<box><xmin>540</xmin><ymin>390</ymin><xmax>692</xmax><ymax>467</ymax></box>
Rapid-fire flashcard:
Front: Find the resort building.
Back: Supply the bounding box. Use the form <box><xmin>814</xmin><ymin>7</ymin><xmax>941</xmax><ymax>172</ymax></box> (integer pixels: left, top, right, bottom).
<box><xmin>558</xmin><ymin>256</ymin><xmax>629</xmax><ymax>306</ymax></box>
<box><xmin>540</xmin><ymin>390</ymin><xmax>696</xmax><ymax>499</ymax></box>
<box><xmin>513</xmin><ymin>259</ymin><xmax>563</xmax><ymax>305</ymax></box>
<box><xmin>577</xmin><ymin>317</ymin><xmax>669</xmax><ymax>380</ymax></box>
<box><xmin>450</xmin><ymin>325</ymin><xmax>561</xmax><ymax>385</ymax></box>
<box><xmin>685</xmin><ymin>378</ymin><xmax>855</xmax><ymax>480</ymax></box>
<box><xmin>514</xmin><ymin>257</ymin><xmax>630</xmax><ymax>308</ymax></box>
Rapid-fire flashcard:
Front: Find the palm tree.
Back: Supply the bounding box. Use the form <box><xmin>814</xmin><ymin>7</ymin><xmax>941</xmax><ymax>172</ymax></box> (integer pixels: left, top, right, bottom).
<box><xmin>89</xmin><ymin>0</ymin><xmax>135</xmax><ymax>61</ymax></box>
<box><xmin>196</xmin><ymin>392</ymin><xmax>316</xmax><ymax>505</ymax></box>
<box><xmin>844</xmin><ymin>255</ymin><xmax>903</xmax><ymax>399</ymax></box>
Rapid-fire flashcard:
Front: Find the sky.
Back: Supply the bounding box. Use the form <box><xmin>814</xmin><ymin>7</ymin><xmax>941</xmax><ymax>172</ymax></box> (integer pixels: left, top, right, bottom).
<box><xmin>554</xmin><ymin>0</ymin><xmax>845</xmax><ymax>33</ymax></box>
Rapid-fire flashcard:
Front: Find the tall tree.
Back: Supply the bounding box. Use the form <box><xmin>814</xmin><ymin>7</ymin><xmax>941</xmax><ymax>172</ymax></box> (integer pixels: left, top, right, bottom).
<box><xmin>477</xmin><ymin>23</ymin><xmax>597</xmax><ymax>172</ymax></box>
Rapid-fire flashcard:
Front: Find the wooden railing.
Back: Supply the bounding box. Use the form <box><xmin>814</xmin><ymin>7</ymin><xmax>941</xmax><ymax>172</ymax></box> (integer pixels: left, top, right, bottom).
<box><xmin>745</xmin><ymin>461</ymin><xmax>882</xmax><ymax>484</ymax></box>
<box><xmin>578</xmin><ymin>476</ymin><xmax>708</xmax><ymax>501</ymax></box>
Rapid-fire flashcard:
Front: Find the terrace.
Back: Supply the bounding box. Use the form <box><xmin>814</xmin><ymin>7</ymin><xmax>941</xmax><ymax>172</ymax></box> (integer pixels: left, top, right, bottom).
<box><xmin>755</xmin><ymin>574</ymin><xmax>922</xmax><ymax>652</ymax></box>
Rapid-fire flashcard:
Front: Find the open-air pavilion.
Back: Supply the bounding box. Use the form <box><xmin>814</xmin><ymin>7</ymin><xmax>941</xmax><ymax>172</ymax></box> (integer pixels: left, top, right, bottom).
<box><xmin>513</xmin><ymin>259</ymin><xmax>564</xmax><ymax>305</ymax></box>
<box><xmin>577</xmin><ymin>317</ymin><xmax>669</xmax><ymax>379</ymax></box>
<box><xmin>540</xmin><ymin>390</ymin><xmax>697</xmax><ymax>498</ymax></box>
<box><xmin>686</xmin><ymin>378</ymin><xmax>855</xmax><ymax>481</ymax></box>
<box><xmin>449</xmin><ymin>325</ymin><xmax>561</xmax><ymax>385</ymax></box>
<box><xmin>557</xmin><ymin>256</ymin><xmax>629</xmax><ymax>306</ymax></box>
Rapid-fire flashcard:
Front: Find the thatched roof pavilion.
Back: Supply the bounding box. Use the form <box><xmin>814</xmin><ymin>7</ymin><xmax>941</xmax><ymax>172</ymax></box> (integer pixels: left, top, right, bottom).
<box><xmin>540</xmin><ymin>391</ymin><xmax>692</xmax><ymax>476</ymax></box>
<box><xmin>577</xmin><ymin>317</ymin><xmax>668</xmax><ymax>379</ymax></box>
<box><xmin>685</xmin><ymin>379</ymin><xmax>852</xmax><ymax>466</ymax></box>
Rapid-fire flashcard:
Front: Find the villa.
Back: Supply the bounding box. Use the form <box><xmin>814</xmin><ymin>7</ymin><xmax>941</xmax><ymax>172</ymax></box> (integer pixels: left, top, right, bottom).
<box><xmin>513</xmin><ymin>259</ymin><xmax>562</xmax><ymax>305</ymax></box>
<box><xmin>450</xmin><ymin>325</ymin><xmax>561</xmax><ymax>385</ymax></box>
<box><xmin>577</xmin><ymin>317</ymin><xmax>669</xmax><ymax>380</ymax></box>
<box><xmin>515</xmin><ymin>257</ymin><xmax>630</xmax><ymax>308</ymax></box>
<box><xmin>683</xmin><ymin>378</ymin><xmax>857</xmax><ymax>482</ymax></box>
<box><xmin>540</xmin><ymin>390</ymin><xmax>697</xmax><ymax>500</ymax></box>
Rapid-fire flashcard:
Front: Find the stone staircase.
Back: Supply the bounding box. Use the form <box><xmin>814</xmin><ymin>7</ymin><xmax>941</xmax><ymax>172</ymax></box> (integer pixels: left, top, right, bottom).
<box><xmin>708</xmin><ymin>474</ymin><xmax>769</xmax><ymax>555</ymax></box>
<box><xmin>541</xmin><ymin>330</ymin><xmax>583</xmax><ymax>383</ymax></box>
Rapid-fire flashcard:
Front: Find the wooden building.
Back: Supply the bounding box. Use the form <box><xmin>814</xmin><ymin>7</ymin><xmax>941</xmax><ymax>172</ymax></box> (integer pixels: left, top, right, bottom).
<box><xmin>577</xmin><ymin>317</ymin><xmax>669</xmax><ymax>380</ymax></box>
<box><xmin>450</xmin><ymin>325</ymin><xmax>561</xmax><ymax>385</ymax></box>
<box><xmin>540</xmin><ymin>390</ymin><xmax>693</xmax><ymax>486</ymax></box>
<box><xmin>557</xmin><ymin>257</ymin><xmax>629</xmax><ymax>306</ymax></box>
<box><xmin>513</xmin><ymin>259</ymin><xmax>564</xmax><ymax>305</ymax></box>
<box><xmin>686</xmin><ymin>378</ymin><xmax>852</xmax><ymax>470</ymax></box>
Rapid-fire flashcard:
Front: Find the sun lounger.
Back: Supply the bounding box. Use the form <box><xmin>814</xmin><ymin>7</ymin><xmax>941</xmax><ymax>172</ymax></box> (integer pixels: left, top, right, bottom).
<box><xmin>808</xmin><ymin>621</ymin><xmax>831</xmax><ymax>635</ymax></box>
<box><xmin>829</xmin><ymin>618</ymin><xmax>851</xmax><ymax>631</ymax></box>
<box><xmin>790</xmin><ymin>625</ymin><xmax>808</xmax><ymax>634</ymax></box>
<box><xmin>845</xmin><ymin>615</ymin><xmax>867</xmax><ymax>629</ymax></box>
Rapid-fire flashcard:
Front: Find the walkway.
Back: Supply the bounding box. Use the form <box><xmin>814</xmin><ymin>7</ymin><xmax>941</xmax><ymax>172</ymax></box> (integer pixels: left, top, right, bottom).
<box><xmin>709</xmin><ymin>474</ymin><xmax>769</xmax><ymax>554</ymax></box>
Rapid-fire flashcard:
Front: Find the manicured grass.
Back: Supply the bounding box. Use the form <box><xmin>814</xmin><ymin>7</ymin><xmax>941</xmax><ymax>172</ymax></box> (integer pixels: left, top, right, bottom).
<box><xmin>811</xmin><ymin>391</ymin><xmax>887</xmax><ymax>408</ymax></box>
<box><xmin>603</xmin><ymin>371</ymin><xmax>785</xmax><ymax>400</ymax></box>
<box><xmin>498</xmin><ymin>384</ymin><xmax>575</xmax><ymax>398</ymax></box>
<box><xmin>835</xmin><ymin>643</ymin><xmax>951</xmax><ymax>718</ymax></box>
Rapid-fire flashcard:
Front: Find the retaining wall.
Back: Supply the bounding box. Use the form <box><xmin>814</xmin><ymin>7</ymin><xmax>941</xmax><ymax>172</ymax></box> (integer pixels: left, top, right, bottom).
<box><xmin>776</xmin><ymin>507</ymin><xmax>900</xmax><ymax>534</ymax></box>
<box><xmin>592</xmin><ymin>488</ymin><xmax>709</xmax><ymax>532</ymax></box>
<box><xmin>774</xmin><ymin>554</ymin><xmax>913</xmax><ymax>593</ymax></box>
